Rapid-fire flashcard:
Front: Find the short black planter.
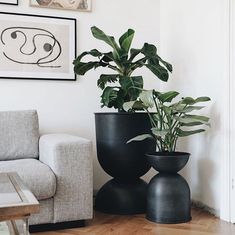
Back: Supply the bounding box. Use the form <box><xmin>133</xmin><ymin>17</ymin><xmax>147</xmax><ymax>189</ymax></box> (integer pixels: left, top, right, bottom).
<box><xmin>146</xmin><ymin>152</ymin><xmax>191</xmax><ymax>224</ymax></box>
<box><xmin>95</xmin><ymin>113</ymin><xmax>155</xmax><ymax>215</ymax></box>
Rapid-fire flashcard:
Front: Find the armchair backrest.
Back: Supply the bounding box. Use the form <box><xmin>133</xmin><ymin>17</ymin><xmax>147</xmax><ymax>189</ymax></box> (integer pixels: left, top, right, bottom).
<box><xmin>0</xmin><ymin>110</ymin><xmax>39</xmax><ymax>161</ymax></box>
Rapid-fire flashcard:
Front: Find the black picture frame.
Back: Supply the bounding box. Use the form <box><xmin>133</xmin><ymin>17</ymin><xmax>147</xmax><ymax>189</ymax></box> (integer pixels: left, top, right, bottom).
<box><xmin>0</xmin><ymin>11</ymin><xmax>77</xmax><ymax>81</ymax></box>
<box><xmin>0</xmin><ymin>0</ymin><xmax>18</xmax><ymax>5</ymax></box>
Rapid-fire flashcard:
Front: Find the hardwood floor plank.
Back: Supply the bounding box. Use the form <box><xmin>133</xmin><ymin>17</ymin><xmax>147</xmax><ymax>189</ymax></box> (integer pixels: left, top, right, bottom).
<box><xmin>33</xmin><ymin>208</ymin><xmax>235</xmax><ymax>235</ymax></box>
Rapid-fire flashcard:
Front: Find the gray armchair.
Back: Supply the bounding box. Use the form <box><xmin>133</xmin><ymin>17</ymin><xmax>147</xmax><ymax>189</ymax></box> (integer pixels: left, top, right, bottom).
<box><xmin>0</xmin><ymin>110</ymin><xmax>93</xmax><ymax>230</ymax></box>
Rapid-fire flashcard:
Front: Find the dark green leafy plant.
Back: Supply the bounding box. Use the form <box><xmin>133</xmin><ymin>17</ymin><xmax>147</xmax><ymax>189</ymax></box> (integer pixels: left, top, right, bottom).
<box><xmin>73</xmin><ymin>26</ymin><xmax>172</xmax><ymax>111</ymax></box>
<box><xmin>124</xmin><ymin>90</ymin><xmax>211</xmax><ymax>152</ymax></box>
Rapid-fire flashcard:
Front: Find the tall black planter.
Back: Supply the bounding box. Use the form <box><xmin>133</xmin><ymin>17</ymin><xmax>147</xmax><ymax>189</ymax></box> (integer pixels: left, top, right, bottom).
<box><xmin>146</xmin><ymin>152</ymin><xmax>192</xmax><ymax>224</ymax></box>
<box><xmin>95</xmin><ymin>113</ymin><xmax>155</xmax><ymax>214</ymax></box>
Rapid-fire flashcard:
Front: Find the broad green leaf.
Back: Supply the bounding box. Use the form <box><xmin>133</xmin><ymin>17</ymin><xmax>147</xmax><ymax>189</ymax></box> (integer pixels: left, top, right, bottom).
<box><xmin>101</xmin><ymin>52</ymin><xmax>116</xmax><ymax>63</ymax></box>
<box><xmin>195</xmin><ymin>96</ymin><xmax>211</xmax><ymax>103</ymax></box>
<box><xmin>73</xmin><ymin>49</ymin><xmax>102</xmax><ymax>64</ymax></box>
<box><xmin>176</xmin><ymin>117</ymin><xmax>209</xmax><ymax>125</ymax></box>
<box><xmin>123</xmin><ymin>101</ymin><xmax>146</xmax><ymax>112</ymax></box>
<box><xmin>181</xmin><ymin>121</ymin><xmax>209</xmax><ymax>127</ymax></box>
<box><xmin>172</xmin><ymin>103</ymin><xmax>187</xmax><ymax>112</ymax></box>
<box><xmin>119</xmin><ymin>76</ymin><xmax>132</xmax><ymax>92</ymax></box>
<box><xmin>178</xmin><ymin>129</ymin><xmax>205</xmax><ymax>137</ymax></box>
<box><xmin>155</xmin><ymin>55</ymin><xmax>173</xmax><ymax>72</ymax></box>
<box><xmin>119</xmin><ymin>76</ymin><xmax>143</xmax><ymax>91</ymax></box>
<box><xmin>151</xmin><ymin>128</ymin><xmax>169</xmax><ymax>137</ymax></box>
<box><xmin>145</xmin><ymin>64</ymin><xmax>169</xmax><ymax>82</ymax></box>
<box><xmin>128</xmin><ymin>76</ymin><xmax>144</xmax><ymax>100</ymax></box>
<box><xmin>101</xmin><ymin>87</ymin><xmax>118</xmax><ymax>107</ymax></box>
<box><xmin>123</xmin><ymin>101</ymin><xmax>136</xmax><ymax>112</ymax></box>
<box><xmin>97</xmin><ymin>74</ymin><xmax>119</xmax><ymax>89</ymax></box>
<box><xmin>129</xmin><ymin>48</ymin><xmax>141</xmax><ymax>62</ymax></box>
<box><xmin>181</xmin><ymin>97</ymin><xmax>195</xmax><ymax>105</ymax></box>
<box><xmin>115</xmin><ymin>89</ymin><xmax>126</xmax><ymax>110</ymax></box>
<box><xmin>122</xmin><ymin>101</ymin><xmax>141</xmax><ymax>111</ymax></box>
<box><xmin>131</xmin><ymin>58</ymin><xmax>147</xmax><ymax>71</ymax></box>
<box><xmin>131</xmin><ymin>101</ymin><xmax>147</xmax><ymax>110</ymax></box>
<box><xmin>119</xmin><ymin>76</ymin><xmax>143</xmax><ymax>100</ymax></box>
<box><xmin>131</xmin><ymin>76</ymin><xmax>143</xmax><ymax>88</ymax></box>
<box><xmin>74</xmin><ymin>62</ymin><xmax>100</xmax><ymax>75</ymax></box>
<box><xmin>91</xmin><ymin>26</ymin><xmax>120</xmax><ymax>60</ymax></box>
<box><xmin>119</xmin><ymin>29</ymin><xmax>135</xmax><ymax>53</ymax></box>
<box><xmin>127</xmin><ymin>134</ymin><xmax>153</xmax><ymax>144</ymax></box>
<box><xmin>73</xmin><ymin>52</ymin><xmax>87</xmax><ymax>64</ymax></box>
<box><xmin>148</xmin><ymin>58</ymin><xmax>160</xmax><ymax>67</ymax></box>
<box><xmin>119</xmin><ymin>49</ymin><xmax>129</xmax><ymax>60</ymax></box>
<box><xmin>91</xmin><ymin>26</ymin><xmax>120</xmax><ymax>53</ymax></box>
<box><xmin>141</xmin><ymin>43</ymin><xmax>157</xmax><ymax>57</ymax></box>
<box><xmin>140</xmin><ymin>90</ymin><xmax>154</xmax><ymax>108</ymax></box>
<box><xmin>100</xmin><ymin>52</ymin><xmax>122</xmax><ymax>70</ymax></box>
<box><xmin>112</xmin><ymin>50</ymin><xmax>121</xmax><ymax>62</ymax></box>
<box><xmin>185</xmin><ymin>115</ymin><xmax>210</xmax><ymax>122</ymax></box>
<box><xmin>89</xmin><ymin>49</ymin><xmax>103</xmax><ymax>57</ymax></box>
<box><xmin>175</xmin><ymin>106</ymin><xmax>205</xmax><ymax>113</ymax></box>
<box><xmin>158</xmin><ymin>91</ymin><xmax>179</xmax><ymax>103</ymax></box>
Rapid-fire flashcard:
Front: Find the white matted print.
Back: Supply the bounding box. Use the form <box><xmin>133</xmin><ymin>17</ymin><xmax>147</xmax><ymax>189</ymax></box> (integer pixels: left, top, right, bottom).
<box><xmin>0</xmin><ymin>0</ymin><xmax>18</xmax><ymax>5</ymax></box>
<box><xmin>0</xmin><ymin>12</ymin><xmax>77</xmax><ymax>80</ymax></box>
<box><xmin>30</xmin><ymin>0</ymin><xmax>92</xmax><ymax>12</ymax></box>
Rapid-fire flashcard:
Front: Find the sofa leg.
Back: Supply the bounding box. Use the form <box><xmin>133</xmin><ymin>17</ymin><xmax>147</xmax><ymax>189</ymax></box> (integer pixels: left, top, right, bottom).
<box><xmin>29</xmin><ymin>220</ymin><xmax>85</xmax><ymax>232</ymax></box>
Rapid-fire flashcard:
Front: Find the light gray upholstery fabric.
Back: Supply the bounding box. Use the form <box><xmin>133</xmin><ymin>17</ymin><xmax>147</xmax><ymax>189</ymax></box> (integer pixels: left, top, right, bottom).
<box><xmin>0</xmin><ymin>110</ymin><xmax>39</xmax><ymax>160</ymax></box>
<box><xmin>29</xmin><ymin>198</ymin><xmax>54</xmax><ymax>225</ymax></box>
<box><xmin>0</xmin><ymin>159</ymin><xmax>56</xmax><ymax>200</ymax></box>
<box><xmin>39</xmin><ymin>134</ymin><xmax>93</xmax><ymax>223</ymax></box>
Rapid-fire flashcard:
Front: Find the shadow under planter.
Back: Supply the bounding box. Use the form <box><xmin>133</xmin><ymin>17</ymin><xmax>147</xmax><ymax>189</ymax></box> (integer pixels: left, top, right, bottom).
<box><xmin>146</xmin><ymin>152</ymin><xmax>192</xmax><ymax>224</ymax></box>
<box><xmin>95</xmin><ymin>113</ymin><xmax>155</xmax><ymax>215</ymax></box>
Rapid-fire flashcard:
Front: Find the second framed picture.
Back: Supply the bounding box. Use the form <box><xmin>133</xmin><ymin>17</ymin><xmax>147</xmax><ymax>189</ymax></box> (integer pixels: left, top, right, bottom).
<box><xmin>30</xmin><ymin>0</ymin><xmax>92</xmax><ymax>12</ymax></box>
<box><xmin>0</xmin><ymin>0</ymin><xmax>18</xmax><ymax>5</ymax></box>
<box><xmin>0</xmin><ymin>12</ymin><xmax>77</xmax><ymax>81</ymax></box>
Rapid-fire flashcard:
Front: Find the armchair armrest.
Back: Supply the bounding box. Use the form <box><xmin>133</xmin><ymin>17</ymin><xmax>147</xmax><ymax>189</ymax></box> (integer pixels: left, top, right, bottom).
<box><xmin>39</xmin><ymin>134</ymin><xmax>93</xmax><ymax>223</ymax></box>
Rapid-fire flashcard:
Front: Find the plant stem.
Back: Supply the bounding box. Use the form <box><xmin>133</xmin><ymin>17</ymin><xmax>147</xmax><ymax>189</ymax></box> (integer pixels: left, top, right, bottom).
<box><xmin>146</xmin><ymin>109</ymin><xmax>157</xmax><ymax>128</ymax></box>
<box><xmin>107</xmin><ymin>65</ymin><xmax>122</xmax><ymax>73</ymax></box>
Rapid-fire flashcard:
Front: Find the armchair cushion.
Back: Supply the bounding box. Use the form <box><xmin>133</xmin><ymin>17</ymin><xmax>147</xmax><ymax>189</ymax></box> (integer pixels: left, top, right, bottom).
<box><xmin>0</xmin><ymin>159</ymin><xmax>56</xmax><ymax>200</ymax></box>
<box><xmin>0</xmin><ymin>110</ymin><xmax>39</xmax><ymax>160</ymax></box>
<box><xmin>39</xmin><ymin>134</ymin><xmax>93</xmax><ymax>222</ymax></box>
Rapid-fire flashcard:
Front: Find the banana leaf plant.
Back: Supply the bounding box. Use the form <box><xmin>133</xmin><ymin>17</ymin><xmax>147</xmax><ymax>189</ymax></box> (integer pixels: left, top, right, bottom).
<box><xmin>73</xmin><ymin>26</ymin><xmax>172</xmax><ymax>111</ymax></box>
<box><xmin>123</xmin><ymin>90</ymin><xmax>211</xmax><ymax>152</ymax></box>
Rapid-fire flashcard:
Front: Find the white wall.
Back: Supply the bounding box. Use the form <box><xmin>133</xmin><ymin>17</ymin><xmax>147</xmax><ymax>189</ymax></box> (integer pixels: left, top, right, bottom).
<box><xmin>0</xmin><ymin>0</ymin><xmax>228</xmax><ymax>216</ymax></box>
<box><xmin>160</xmin><ymin>0</ymin><xmax>229</xmax><ymax>214</ymax></box>
<box><xmin>0</xmin><ymin>0</ymin><xmax>161</xmax><ymax>190</ymax></box>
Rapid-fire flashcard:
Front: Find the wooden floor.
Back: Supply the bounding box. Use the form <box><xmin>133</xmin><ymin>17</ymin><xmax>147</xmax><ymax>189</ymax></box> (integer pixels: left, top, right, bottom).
<box><xmin>33</xmin><ymin>208</ymin><xmax>235</xmax><ymax>235</ymax></box>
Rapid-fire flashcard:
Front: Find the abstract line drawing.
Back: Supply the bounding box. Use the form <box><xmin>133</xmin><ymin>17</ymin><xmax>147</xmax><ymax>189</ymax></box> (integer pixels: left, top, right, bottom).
<box><xmin>30</xmin><ymin>0</ymin><xmax>92</xmax><ymax>12</ymax></box>
<box><xmin>0</xmin><ymin>12</ymin><xmax>76</xmax><ymax>81</ymax></box>
<box><xmin>1</xmin><ymin>27</ymin><xmax>62</xmax><ymax>68</ymax></box>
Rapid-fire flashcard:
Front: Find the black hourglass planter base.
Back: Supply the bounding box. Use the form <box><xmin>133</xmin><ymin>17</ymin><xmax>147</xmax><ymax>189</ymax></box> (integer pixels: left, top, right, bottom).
<box><xmin>146</xmin><ymin>173</ymin><xmax>191</xmax><ymax>224</ymax></box>
<box><xmin>95</xmin><ymin>178</ymin><xmax>148</xmax><ymax>215</ymax></box>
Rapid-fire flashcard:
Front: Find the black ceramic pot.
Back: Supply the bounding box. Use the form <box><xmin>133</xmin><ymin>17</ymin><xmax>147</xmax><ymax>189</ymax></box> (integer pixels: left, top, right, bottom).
<box><xmin>95</xmin><ymin>113</ymin><xmax>155</xmax><ymax>214</ymax></box>
<box><xmin>146</xmin><ymin>152</ymin><xmax>191</xmax><ymax>224</ymax></box>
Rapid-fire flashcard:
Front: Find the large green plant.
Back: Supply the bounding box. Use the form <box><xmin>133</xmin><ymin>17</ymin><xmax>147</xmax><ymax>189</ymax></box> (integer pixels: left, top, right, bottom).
<box><xmin>73</xmin><ymin>27</ymin><xmax>172</xmax><ymax>111</ymax></box>
<box><xmin>124</xmin><ymin>90</ymin><xmax>210</xmax><ymax>152</ymax></box>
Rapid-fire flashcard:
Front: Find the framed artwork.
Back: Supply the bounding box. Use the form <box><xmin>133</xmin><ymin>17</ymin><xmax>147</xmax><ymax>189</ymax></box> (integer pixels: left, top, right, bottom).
<box><xmin>0</xmin><ymin>0</ymin><xmax>18</xmax><ymax>5</ymax></box>
<box><xmin>0</xmin><ymin>12</ymin><xmax>77</xmax><ymax>81</ymax></box>
<box><xmin>30</xmin><ymin>0</ymin><xmax>92</xmax><ymax>12</ymax></box>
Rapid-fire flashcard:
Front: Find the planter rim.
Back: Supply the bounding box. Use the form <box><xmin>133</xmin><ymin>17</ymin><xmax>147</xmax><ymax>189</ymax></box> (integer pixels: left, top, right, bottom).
<box><xmin>146</xmin><ymin>152</ymin><xmax>190</xmax><ymax>158</ymax></box>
